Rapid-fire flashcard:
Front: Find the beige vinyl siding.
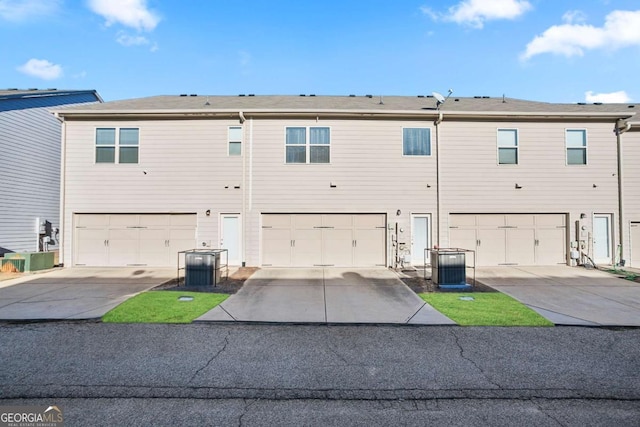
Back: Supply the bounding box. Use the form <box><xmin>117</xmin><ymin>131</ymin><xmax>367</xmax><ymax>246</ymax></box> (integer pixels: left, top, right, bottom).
<box><xmin>246</xmin><ymin>119</ymin><xmax>436</xmax><ymax>265</ymax></box>
<box><xmin>62</xmin><ymin>118</ymin><xmax>437</xmax><ymax>267</ymax></box>
<box><xmin>438</xmin><ymin>121</ymin><xmax>620</xmax><ymax>256</ymax></box>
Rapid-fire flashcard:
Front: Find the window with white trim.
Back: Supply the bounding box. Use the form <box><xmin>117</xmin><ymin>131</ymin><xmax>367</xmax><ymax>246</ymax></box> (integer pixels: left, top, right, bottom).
<box><xmin>402</xmin><ymin>128</ymin><xmax>431</xmax><ymax>156</ymax></box>
<box><xmin>95</xmin><ymin>128</ymin><xmax>139</xmax><ymax>164</ymax></box>
<box><xmin>566</xmin><ymin>129</ymin><xmax>587</xmax><ymax>165</ymax></box>
<box><xmin>285</xmin><ymin>126</ymin><xmax>330</xmax><ymax>163</ymax></box>
<box><xmin>228</xmin><ymin>126</ymin><xmax>242</xmax><ymax>156</ymax></box>
<box><xmin>497</xmin><ymin>129</ymin><xmax>518</xmax><ymax>165</ymax></box>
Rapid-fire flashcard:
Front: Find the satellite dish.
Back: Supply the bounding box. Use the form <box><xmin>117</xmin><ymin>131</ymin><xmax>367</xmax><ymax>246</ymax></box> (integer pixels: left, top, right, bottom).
<box><xmin>432</xmin><ymin>92</ymin><xmax>446</xmax><ymax>104</ymax></box>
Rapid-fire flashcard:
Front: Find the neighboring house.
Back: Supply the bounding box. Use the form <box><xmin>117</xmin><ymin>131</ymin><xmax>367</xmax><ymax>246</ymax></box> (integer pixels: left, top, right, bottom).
<box><xmin>0</xmin><ymin>89</ymin><xmax>102</xmax><ymax>257</ymax></box>
<box><xmin>53</xmin><ymin>95</ymin><xmax>640</xmax><ymax>268</ymax></box>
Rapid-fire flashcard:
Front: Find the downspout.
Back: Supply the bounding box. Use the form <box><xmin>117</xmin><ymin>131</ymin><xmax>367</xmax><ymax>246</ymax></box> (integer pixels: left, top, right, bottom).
<box><xmin>241</xmin><ymin>112</ymin><xmax>247</xmax><ymax>266</ymax></box>
<box><xmin>434</xmin><ymin>111</ymin><xmax>443</xmax><ymax>248</ymax></box>
<box><xmin>56</xmin><ymin>113</ymin><xmax>66</xmax><ymax>267</ymax></box>
<box><xmin>615</xmin><ymin>119</ymin><xmax>631</xmax><ymax>265</ymax></box>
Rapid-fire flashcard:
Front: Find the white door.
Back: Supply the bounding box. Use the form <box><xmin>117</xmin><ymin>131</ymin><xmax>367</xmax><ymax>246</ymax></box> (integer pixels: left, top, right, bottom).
<box><xmin>593</xmin><ymin>214</ymin><xmax>612</xmax><ymax>264</ymax></box>
<box><xmin>411</xmin><ymin>215</ymin><xmax>430</xmax><ymax>265</ymax></box>
<box><xmin>631</xmin><ymin>222</ymin><xmax>640</xmax><ymax>267</ymax></box>
<box><xmin>221</xmin><ymin>214</ymin><xmax>241</xmax><ymax>266</ymax></box>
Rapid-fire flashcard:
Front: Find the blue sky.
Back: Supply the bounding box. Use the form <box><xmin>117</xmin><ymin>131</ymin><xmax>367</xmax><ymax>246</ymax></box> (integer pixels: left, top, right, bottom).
<box><xmin>1</xmin><ymin>0</ymin><xmax>639</xmax><ymax>103</ymax></box>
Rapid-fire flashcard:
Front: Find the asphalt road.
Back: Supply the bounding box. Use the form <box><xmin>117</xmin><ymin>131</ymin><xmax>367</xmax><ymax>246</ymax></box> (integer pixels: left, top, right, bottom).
<box><xmin>1</xmin><ymin>323</ymin><xmax>638</xmax><ymax>426</ymax></box>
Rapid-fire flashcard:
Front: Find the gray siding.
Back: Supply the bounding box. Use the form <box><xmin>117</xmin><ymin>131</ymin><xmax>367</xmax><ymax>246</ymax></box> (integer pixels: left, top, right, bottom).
<box><xmin>0</xmin><ymin>94</ymin><xmax>99</xmax><ymax>255</ymax></box>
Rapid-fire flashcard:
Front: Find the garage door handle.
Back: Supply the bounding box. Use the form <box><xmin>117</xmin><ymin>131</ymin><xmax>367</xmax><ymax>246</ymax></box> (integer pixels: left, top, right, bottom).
<box><xmin>105</xmin><ymin>240</ymin><xmax>109</xmax><ymax>246</ymax></box>
<box><xmin>291</xmin><ymin>240</ymin><xmax>295</xmax><ymax>247</ymax></box>
<box><xmin>477</xmin><ymin>240</ymin><xmax>481</xmax><ymax>246</ymax></box>
<box><xmin>353</xmin><ymin>240</ymin><xmax>357</xmax><ymax>247</ymax></box>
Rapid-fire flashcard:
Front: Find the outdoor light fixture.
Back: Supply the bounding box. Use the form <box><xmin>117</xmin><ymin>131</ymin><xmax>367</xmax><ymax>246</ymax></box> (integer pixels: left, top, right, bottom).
<box><xmin>205</xmin><ymin>210</ymin><xmax>211</xmax><ymax>216</ymax></box>
<box><xmin>580</xmin><ymin>213</ymin><xmax>587</xmax><ymax>219</ymax></box>
<box><xmin>396</xmin><ymin>209</ymin><xmax>402</xmax><ymax>216</ymax></box>
<box><xmin>515</xmin><ymin>184</ymin><xmax>522</xmax><ymax>189</ymax></box>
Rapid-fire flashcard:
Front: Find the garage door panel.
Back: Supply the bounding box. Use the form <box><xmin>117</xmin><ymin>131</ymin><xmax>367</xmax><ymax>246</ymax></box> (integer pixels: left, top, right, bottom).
<box><xmin>74</xmin><ymin>214</ymin><xmax>196</xmax><ymax>267</ymax></box>
<box><xmin>478</xmin><ymin>229</ymin><xmax>506</xmax><ymax>266</ymax></box>
<box><xmin>140</xmin><ymin>215</ymin><xmax>170</xmax><ymax>227</ymax></box>
<box><xmin>262</xmin><ymin>228</ymin><xmax>292</xmax><ymax>266</ymax></box>
<box><xmin>323</xmin><ymin>229</ymin><xmax>353</xmax><ymax>266</ymax></box>
<box><xmin>507</xmin><ymin>215</ymin><xmax>534</xmax><ymax>227</ymax></box>
<box><xmin>139</xmin><ymin>228</ymin><xmax>169</xmax><ymax>266</ymax></box>
<box><xmin>450</xmin><ymin>215</ymin><xmax>476</xmax><ymax>227</ymax></box>
<box><xmin>76</xmin><ymin>214</ymin><xmax>109</xmax><ymax>227</ymax></box>
<box><xmin>354</xmin><ymin>229</ymin><xmax>385</xmax><ymax>266</ymax></box>
<box><xmin>536</xmin><ymin>228</ymin><xmax>566</xmax><ymax>265</ymax></box>
<box><xmin>632</xmin><ymin>223</ymin><xmax>640</xmax><ymax>267</ymax></box>
<box><xmin>477</xmin><ymin>215</ymin><xmax>505</xmax><ymax>227</ymax></box>
<box><xmin>507</xmin><ymin>229</ymin><xmax>535</xmax><ymax>265</ymax></box>
<box><xmin>323</xmin><ymin>214</ymin><xmax>353</xmax><ymax>229</ymax></box>
<box><xmin>74</xmin><ymin>228</ymin><xmax>108</xmax><ymax>266</ymax></box>
<box><xmin>354</xmin><ymin>214</ymin><xmax>385</xmax><ymax>229</ymax></box>
<box><xmin>536</xmin><ymin>214</ymin><xmax>565</xmax><ymax>227</ymax></box>
<box><xmin>262</xmin><ymin>214</ymin><xmax>292</xmax><ymax>229</ymax></box>
<box><xmin>108</xmin><ymin>215</ymin><xmax>139</xmax><ymax>228</ymax></box>
<box><xmin>261</xmin><ymin>214</ymin><xmax>386</xmax><ymax>267</ymax></box>
<box><xmin>108</xmin><ymin>228</ymin><xmax>139</xmax><ymax>266</ymax></box>
<box><xmin>449</xmin><ymin>228</ymin><xmax>477</xmax><ymax>267</ymax></box>
<box><xmin>293</xmin><ymin>229</ymin><xmax>322</xmax><ymax>266</ymax></box>
<box><xmin>170</xmin><ymin>214</ymin><xmax>197</xmax><ymax>227</ymax></box>
<box><xmin>294</xmin><ymin>214</ymin><xmax>322</xmax><ymax>229</ymax></box>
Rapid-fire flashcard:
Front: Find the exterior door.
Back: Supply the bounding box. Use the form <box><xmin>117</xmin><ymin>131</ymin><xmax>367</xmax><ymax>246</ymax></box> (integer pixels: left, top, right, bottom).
<box><xmin>411</xmin><ymin>215</ymin><xmax>430</xmax><ymax>265</ymax></box>
<box><xmin>593</xmin><ymin>214</ymin><xmax>612</xmax><ymax>264</ymax></box>
<box><xmin>221</xmin><ymin>214</ymin><xmax>241</xmax><ymax>266</ymax></box>
<box><xmin>631</xmin><ymin>222</ymin><xmax>640</xmax><ymax>267</ymax></box>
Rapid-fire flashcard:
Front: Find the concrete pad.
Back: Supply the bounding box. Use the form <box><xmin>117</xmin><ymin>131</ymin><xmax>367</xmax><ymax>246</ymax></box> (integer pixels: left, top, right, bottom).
<box><xmin>197</xmin><ymin>268</ymin><xmax>455</xmax><ymax>325</ymax></box>
<box><xmin>197</xmin><ymin>268</ymin><xmax>326</xmax><ymax>323</ymax></box>
<box><xmin>477</xmin><ymin>266</ymin><xmax>640</xmax><ymax>326</ymax></box>
<box><xmin>0</xmin><ymin>267</ymin><xmax>174</xmax><ymax>320</ymax></box>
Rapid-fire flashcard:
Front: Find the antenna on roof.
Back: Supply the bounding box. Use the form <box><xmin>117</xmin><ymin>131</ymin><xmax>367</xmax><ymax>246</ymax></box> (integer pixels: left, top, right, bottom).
<box><xmin>204</xmin><ymin>96</ymin><xmax>210</xmax><ymax>106</ymax></box>
<box><xmin>379</xmin><ymin>95</ymin><xmax>384</xmax><ymax>105</ymax></box>
<box><xmin>432</xmin><ymin>89</ymin><xmax>453</xmax><ymax>110</ymax></box>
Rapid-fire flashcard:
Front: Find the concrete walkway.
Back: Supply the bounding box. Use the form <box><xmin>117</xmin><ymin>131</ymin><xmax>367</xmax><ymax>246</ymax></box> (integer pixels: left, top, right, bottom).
<box><xmin>197</xmin><ymin>268</ymin><xmax>455</xmax><ymax>325</ymax></box>
<box><xmin>476</xmin><ymin>266</ymin><xmax>640</xmax><ymax>326</ymax></box>
<box><xmin>0</xmin><ymin>267</ymin><xmax>174</xmax><ymax>320</ymax></box>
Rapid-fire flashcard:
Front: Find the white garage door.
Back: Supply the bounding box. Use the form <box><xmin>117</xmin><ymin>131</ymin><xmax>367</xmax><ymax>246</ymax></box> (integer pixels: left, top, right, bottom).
<box><xmin>74</xmin><ymin>214</ymin><xmax>196</xmax><ymax>267</ymax></box>
<box><xmin>261</xmin><ymin>214</ymin><xmax>386</xmax><ymax>267</ymax></box>
<box><xmin>631</xmin><ymin>222</ymin><xmax>640</xmax><ymax>267</ymax></box>
<box><xmin>449</xmin><ymin>214</ymin><xmax>566</xmax><ymax>266</ymax></box>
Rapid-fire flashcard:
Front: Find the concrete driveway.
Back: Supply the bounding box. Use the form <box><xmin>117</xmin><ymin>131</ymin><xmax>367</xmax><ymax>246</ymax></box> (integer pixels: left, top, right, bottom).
<box><xmin>476</xmin><ymin>266</ymin><xmax>640</xmax><ymax>326</ymax></box>
<box><xmin>197</xmin><ymin>268</ymin><xmax>454</xmax><ymax>325</ymax></box>
<box><xmin>0</xmin><ymin>268</ymin><xmax>174</xmax><ymax>320</ymax></box>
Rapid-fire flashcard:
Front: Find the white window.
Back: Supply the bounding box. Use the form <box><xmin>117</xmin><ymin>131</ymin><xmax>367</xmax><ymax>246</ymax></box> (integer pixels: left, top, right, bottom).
<box><xmin>566</xmin><ymin>129</ymin><xmax>587</xmax><ymax>165</ymax></box>
<box><xmin>285</xmin><ymin>127</ymin><xmax>330</xmax><ymax>164</ymax></box>
<box><xmin>497</xmin><ymin>129</ymin><xmax>518</xmax><ymax>165</ymax></box>
<box><xmin>96</xmin><ymin>128</ymin><xmax>139</xmax><ymax>164</ymax></box>
<box><xmin>228</xmin><ymin>126</ymin><xmax>242</xmax><ymax>156</ymax></box>
<box><xmin>403</xmin><ymin>128</ymin><xmax>431</xmax><ymax>156</ymax></box>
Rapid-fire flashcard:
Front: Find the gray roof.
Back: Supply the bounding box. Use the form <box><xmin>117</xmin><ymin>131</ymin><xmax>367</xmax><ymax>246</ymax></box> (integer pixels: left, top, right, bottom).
<box><xmin>54</xmin><ymin>94</ymin><xmax>638</xmax><ymax>121</ymax></box>
<box><xmin>0</xmin><ymin>89</ymin><xmax>102</xmax><ymax>101</ymax></box>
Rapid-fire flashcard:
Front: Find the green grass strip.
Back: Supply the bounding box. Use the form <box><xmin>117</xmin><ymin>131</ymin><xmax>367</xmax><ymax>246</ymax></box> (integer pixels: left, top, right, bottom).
<box><xmin>103</xmin><ymin>291</ymin><xmax>228</xmax><ymax>324</ymax></box>
<box><xmin>419</xmin><ymin>292</ymin><xmax>553</xmax><ymax>326</ymax></box>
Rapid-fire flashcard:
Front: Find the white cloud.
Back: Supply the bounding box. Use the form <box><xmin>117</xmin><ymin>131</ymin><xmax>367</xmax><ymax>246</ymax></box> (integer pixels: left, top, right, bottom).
<box><xmin>87</xmin><ymin>0</ymin><xmax>160</xmax><ymax>31</ymax></box>
<box><xmin>423</xmin><ymin>0</ymin><xmax>532</xmax><ymax>29</ymax></box>
<box><xmin>0</xmin><ymin>0</ymin><xmax>61</xmax><ymax>21</ymax></box>
<box><xmin>116</xmin><ymin>32</ymin><xmax>150</xmax><ymax>46</ymax></box>
<box><xmin>17</xmin><ymin>58</ymin><xmax>63</xmax><ymax>80</ymax></box>
<box><xmin>562</xmin><ymin>10</ymin><xmax>587</xmax><ymax>25</ymax></box>
<box><xmin>585</xmin><ymin>90</ymin><xmax>631</xmax><ymax>103</ymax></box>
<box><xmin>522</xmin><ymin>10</ymin><xmax>640</xmax><ymax>60</ymax></box>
